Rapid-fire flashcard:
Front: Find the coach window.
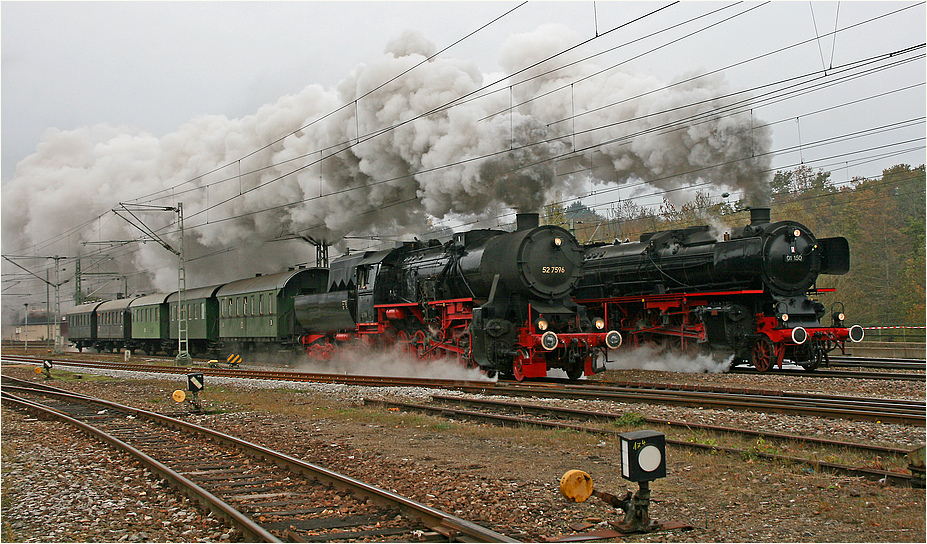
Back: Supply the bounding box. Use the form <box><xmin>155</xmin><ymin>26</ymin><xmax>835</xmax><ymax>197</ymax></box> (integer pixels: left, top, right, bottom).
<box><xmin>259</xmin><ymin>294</ymin><xmax>264</xmax><ymax>315</ymax></box>
<box><xmin>251</xmin><ymin>295</ymin><xmax>255</xmax><ymax>316</ymax></box>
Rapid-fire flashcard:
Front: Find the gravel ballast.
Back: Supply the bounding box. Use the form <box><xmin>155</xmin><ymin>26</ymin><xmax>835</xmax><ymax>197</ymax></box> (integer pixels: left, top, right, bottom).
<box><xmin>2</xmin><ymin>360</ymin><xmax>924</xmax><ymax>542</ymax></box>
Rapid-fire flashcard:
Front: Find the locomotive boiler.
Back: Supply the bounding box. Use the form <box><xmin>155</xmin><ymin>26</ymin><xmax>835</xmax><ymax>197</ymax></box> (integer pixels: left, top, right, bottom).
<box><xmin>295</xmin><ymin>213</ymin><xmax>622</xmax><ymax>379</ymax></box>
<box><xmin>575</xmin><ymin>207</ymin><xmax>864</xmax><ymax>371</ymax></box>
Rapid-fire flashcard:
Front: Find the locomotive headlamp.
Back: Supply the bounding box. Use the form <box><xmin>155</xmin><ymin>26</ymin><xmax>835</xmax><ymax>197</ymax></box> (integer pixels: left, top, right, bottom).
<box><xmin>553</xmin><ymin>237</ymin><xmax>563</xmax><ymax>247</ymax></box>
<box><xmin>780</xmin><ymin>313</ymin><xmax>789</xmax><ymax>322</ymax></box>
<box><xmin>541</xmin><ymin>331</ymin><xmax>559</xmax><ymax>351</ymax></box>
<box><xmin>605</xmin><ymin>330</ymin><xmax>623</xmax><ymax>350</ymax></box>
<box><xmin>793</xmin><ymin>229</ymin><xmax>802</xmax><ymax>238</ymax></box>
<box><xmin>832</xmin><ymin>311</ymin><xmax>846</xmax><ymax>325</ymax></box>
<box><xmin>594</xmin><ymin>317</ymin><xmax>606</xmax><ymax>330</ymax></box>
<box><xmin>535</xmin><ymin>318</ymin><xmax>549</xmax><ymax>331</ymax></box>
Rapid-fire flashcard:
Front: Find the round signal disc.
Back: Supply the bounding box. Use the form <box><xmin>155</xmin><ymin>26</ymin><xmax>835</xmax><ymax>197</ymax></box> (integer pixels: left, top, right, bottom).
<box><xmin>34</xmin><ymin>366</ymin><xmax>43</xmax><ymax>374</ymax></box>
<box><xmin>559</xmin><ymin>469</ymin><xmax>594</xmax><ymax>502</ymax></box>
<box><xmin>638</xmin><ymin>445</ymin><xmax>663</xmax><ymax>472</ymax></box>
<box><xmin>172</xmin><ymin>390</ymin><xmax>187</xmax><ymax>403</ymax></box>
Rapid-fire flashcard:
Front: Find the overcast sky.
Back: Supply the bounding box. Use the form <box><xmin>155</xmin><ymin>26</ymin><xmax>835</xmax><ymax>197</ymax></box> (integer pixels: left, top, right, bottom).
<box><xmin>3</xmin><ymin>1</ymin><xmax>924</xmax><ymax>183</ymax></box>
<box><xmin>1</xmin><ymin>1</ymin><xmax>924</xmax><ymax>313</ymax></box>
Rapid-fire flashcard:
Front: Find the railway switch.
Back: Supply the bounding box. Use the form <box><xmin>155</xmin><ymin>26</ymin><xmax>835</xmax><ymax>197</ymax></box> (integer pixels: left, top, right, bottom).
<box><xmin>173</xmin><ymin>372</ymin><xmax>203</xmax><ymax>412</ymax></box>
<box><xmin>34</xmin><ymin>360</ymin><xmax>53</xmax><ymax>379</ymax></box>
<box><xmin>559</xmin><ymin>431</ymin><xmax>672</xmax><ymax>535</ymax></box>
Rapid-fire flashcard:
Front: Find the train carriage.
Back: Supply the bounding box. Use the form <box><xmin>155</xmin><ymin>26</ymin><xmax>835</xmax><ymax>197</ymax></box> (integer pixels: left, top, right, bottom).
<box><xmin>218</xmin><ymin>268</ymin><xmax>327</xmax><ymax>352</ymax></box>
<box><xmin>130</xmin><ymin>293</ymin><xmax>170</xmax><ymax>355</ymax></box>
<box><xmin>168</xmin><ymin>284</ymin><xmax>224</xmax><ymax>357</ymax></box>
<box><xmin>94</xmin><ymin>298</ymin><xmax>135</xmax><ymax>352</ymax></box>
<box><xmin>64</xmin><ymin>301</ymin><xmax>104</xmax><ymax>352</ymax></box>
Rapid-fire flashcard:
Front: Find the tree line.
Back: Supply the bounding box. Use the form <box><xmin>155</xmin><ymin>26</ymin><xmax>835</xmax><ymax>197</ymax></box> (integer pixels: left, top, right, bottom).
<box><xmin>543</xmin><ymin>164</ymin><xmax>926</xmax><ymax>326</ymax></box>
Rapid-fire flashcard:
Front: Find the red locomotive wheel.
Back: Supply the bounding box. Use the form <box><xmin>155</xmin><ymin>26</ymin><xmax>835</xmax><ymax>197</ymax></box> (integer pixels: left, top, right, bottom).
<box><xmin>412</xmin><ymin>330</ymin><xmax>428</xmax><ymax>358</ymax></box>
<box><xmin>512</xmin><ymin>350</ymin><xmax>529</xmax><ymax>381</ymax></box>
<box><xmin>395</xmin><ymin>330</ymin><xmax>413</xmax><ymax>355</ymax></box>
<box><xmin>752</xmin><ymin>337</ymin><xmax>775</xmax><ymax>372</ymax></box>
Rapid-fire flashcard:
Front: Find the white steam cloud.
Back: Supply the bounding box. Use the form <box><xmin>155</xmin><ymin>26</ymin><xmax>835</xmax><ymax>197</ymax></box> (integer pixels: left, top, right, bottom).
<box><xmin>296</xmin><ymin>344</ymin><xmax>495</xmax><ymax>382</ymax></box>
<box><xmin>2</xmin><ymin>25</ymin><xmax>771</xmax><ymax>295</ymax></box>
<box><xmin>605</xmin><ymin>344</ymin><xmax>734</xmax><ymax>374</ymax></box>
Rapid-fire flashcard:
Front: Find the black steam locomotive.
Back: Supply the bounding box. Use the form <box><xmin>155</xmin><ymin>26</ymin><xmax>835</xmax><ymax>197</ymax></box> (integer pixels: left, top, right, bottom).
<box><xmin>295</xmin><ymin>213</ymin><xmax>622</xmax><ymax>380</ymax></box>
<box><xmin>574</xmin><ymin>207</ymin><xmax>864</xmax><ymax>371</ymax></box>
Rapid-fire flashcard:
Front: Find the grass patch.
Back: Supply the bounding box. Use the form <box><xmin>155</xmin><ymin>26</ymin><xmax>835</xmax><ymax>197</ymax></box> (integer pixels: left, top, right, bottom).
<box><xmin>42</xmin><ymin>370</ymin><xmax>116</xmax><ymax>383</ymax></box>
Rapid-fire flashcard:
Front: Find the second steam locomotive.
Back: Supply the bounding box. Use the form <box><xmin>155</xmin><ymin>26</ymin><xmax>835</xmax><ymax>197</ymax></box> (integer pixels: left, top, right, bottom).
<box><xmin>574</xmin><ymin>207</ymin><xmax>865</xmax><ymax>371</ymax></box>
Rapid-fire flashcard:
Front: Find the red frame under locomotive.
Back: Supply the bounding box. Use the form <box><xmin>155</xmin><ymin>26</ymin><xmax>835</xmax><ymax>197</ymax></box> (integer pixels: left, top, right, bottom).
<box><xmin>300</xmin><ymin>297</ymin><xmax>617</xmax><ymax>380</ymax></box>
<box><xmin>578</xmin><ymin>288</ymin><xmax>863</xmax><ymax>372</ymax></box>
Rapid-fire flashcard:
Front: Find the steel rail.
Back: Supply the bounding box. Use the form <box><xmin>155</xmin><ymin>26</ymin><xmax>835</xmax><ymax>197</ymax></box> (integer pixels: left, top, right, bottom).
<box><xmin>482</xmin><ymin>383</ymin><xmax>926</xmax><ymax>426</ymax></box>
<box><xmin>428</xmin><ymin>394</ymin><xmax>916</xmax><ymax>458</ymax></box>
<box><xmin>1</xmin><ymin>377</ymin><xmax>517</xmax><ymax>543</ymax></box>
<box><xmin>6</xmin><ymin>355</ymin><xmax>923</xmax><ymax>425</ymax></box>
<box><xmin>364</xmin><ymin>398</ymin><xmax>917</xmax><ymax>487</ymax></box>
<box><xmin>0</xmin><ymin>391</ymin><xmax>280</xmax><ymax>543</ymax></box>
<box><xmin>729</xmin><ymin>367</ymin><xmax>924</xmax><ymax>381</ymax></box>
<box><xmin>1</xmin><ymin>355</ymin><xmax>490</xmax><ymax>389</ymax></box>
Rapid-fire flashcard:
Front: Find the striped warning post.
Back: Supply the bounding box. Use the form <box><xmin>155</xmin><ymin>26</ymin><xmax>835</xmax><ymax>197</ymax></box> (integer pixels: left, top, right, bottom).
<box><xmin>226</xmin><ymin>353</ymin><xmax>242</xmax><ymax>368</ymax></box>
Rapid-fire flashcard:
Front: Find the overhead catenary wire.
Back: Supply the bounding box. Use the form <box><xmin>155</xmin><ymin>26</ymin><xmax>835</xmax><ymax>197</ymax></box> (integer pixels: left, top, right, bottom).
<box><xmin>11</xmin><ymin>2</ymin><xmax>917</xmax><ymax>251</ymax></box>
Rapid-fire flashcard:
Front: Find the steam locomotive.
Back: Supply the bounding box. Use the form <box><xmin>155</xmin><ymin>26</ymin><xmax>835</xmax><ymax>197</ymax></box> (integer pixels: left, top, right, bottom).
<box><xmin>574</xmin><ymin>207</ymin><xmax>864</xmax><ymax>371</ymax></box>
<box><xmin>65</xmin><ymin>206</ymin><xmax>861</xmax><ymax>376</ymax></box>
<box><xmin>295</xmin><ymin>213</ymin><xmax>622</xmax><ymax>379</ymax></box>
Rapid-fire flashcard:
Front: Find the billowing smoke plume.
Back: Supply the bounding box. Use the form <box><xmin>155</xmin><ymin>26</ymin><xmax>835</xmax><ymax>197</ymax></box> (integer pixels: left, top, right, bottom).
<box><xmin>2</xmin><ymin>25</ymin><xmax>770</xmax><ymax>295</ymax></box>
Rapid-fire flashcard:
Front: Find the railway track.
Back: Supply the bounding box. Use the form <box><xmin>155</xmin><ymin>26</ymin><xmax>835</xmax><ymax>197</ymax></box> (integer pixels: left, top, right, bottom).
<box><xmin>730</xmin><ymin>366</ymin><xmax>924</xmax><ymax>381</ymax></box>
<box><xmin>5</xmin><ymin>354</ymin><xmax>924</xmax><ymax>426</ymax></box>
<box><xmin>363</xmin><ymin>395</ymin><xmax>921</xmax><ymax>487</ymax></box>
<box><xmin>483</xmin><ymin>381</ymin><xmax>926</xmax><ymax>427</ymax></box>
<box><xmin>0</xmin><ymin>376</ymin><xmax>516</xmax><ymax>543</ymax></box>
<box><xmin>827</xmin><ymin>356</ymin><xmax>926</xmax><ymax>371</ymax></box>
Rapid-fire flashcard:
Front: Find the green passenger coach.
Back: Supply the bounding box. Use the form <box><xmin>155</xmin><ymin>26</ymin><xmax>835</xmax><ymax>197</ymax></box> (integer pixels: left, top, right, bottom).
<box><xmin>130</xmin><ymin>293</ymin><xmax>170</xmax><ymax>355</ymax></box>
<box><xmin>168</xmin><ymin>284</ymin><xmax>223</xmax><ymax>357</ymax></box>
<box><xmin>64</xmin><ymin>301</ymin><xmax>104</xmax><ymax>352</ymax></box>
<box><xmin>95</xmin><ymin>298</ymin><xmax>135</xmax><ymax>352</ymax></box>
<box><xmin>217</xmin><ymin>268</ymin><xmax>327</xmax><ymax>351</ymax></box>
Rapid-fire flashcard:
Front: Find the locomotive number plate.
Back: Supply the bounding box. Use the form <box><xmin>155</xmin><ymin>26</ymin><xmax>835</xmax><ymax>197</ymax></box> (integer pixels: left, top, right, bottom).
<box><xmin>542</xmin><ymin>266</ymin><xmax>566</xmax><ymax>274</ymax></box>
<box><xmin>783</xmin><ymin>254</ymin><xmax>804</xmax><ymax>263</ymax></box>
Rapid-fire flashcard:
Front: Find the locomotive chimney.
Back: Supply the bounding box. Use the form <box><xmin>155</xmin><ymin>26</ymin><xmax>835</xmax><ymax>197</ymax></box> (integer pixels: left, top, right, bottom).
<box><xmin>749</xmin><ymin>207</ymin><xmax>771</xmax><ymax>226</ymax></box>
<box><xmin>516</xmin><ymin>212</ymin><xmax>540</xmax><ymax>231</ymax></box>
